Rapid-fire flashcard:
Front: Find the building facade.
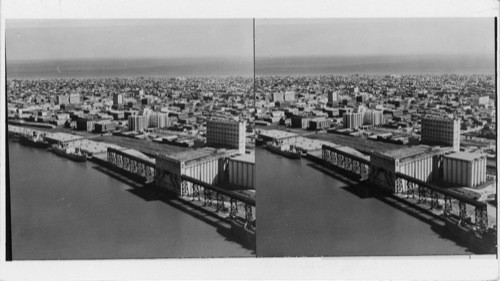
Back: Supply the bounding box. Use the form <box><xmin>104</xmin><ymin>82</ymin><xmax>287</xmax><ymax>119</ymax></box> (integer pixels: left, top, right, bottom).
<box><xmin>149</xmin><ymin>112</ymin><xmax>169</xmax><ymax>129</ymax></box>
<box><xmin>421</xmin><ymin>116</ymin><xmax>460</xmax><ymax>151</ymax></box>
<box><xmin>95</xmin><ymin>120</ymin><xmax>116</xmax><ymax>133</ymax></box>
<box><xmin>363</xmin><ymin>110</ymin><xmax>383</xmax><ymax>126</ymax></box>
<box><xmin>57</xmin><ymin>95</ymin><xmax>69</xmax><ymax>105</ymax></box>
<box><xmin>128</xmin><ymin>115</ymin><xmax>149</xmax><ymax>132</ymax></box>
<box><xmin>343</xmin><ymin>112</ymin><xmax>364</xmax><ymax>130</ymax></box>
<box><xmin>228</xmin><ymin>155</ymin><xmax>255</xmax><ymax>190</ymax></box>
<box><xmin>69</xmin><ymin>94</ymin><xmax>81</xmax><ymax>104</ymax></box>
<box><xmin>113</xmin><ymin>93</ymin><xmax>123</xmax><ymax>105</ymax></box>
<box><xmin>369</xmin><ymin>146</ymin><xmax>444</xmax><ymax>192</ymax></box>
<box><xmin>443</xmin><ymin>152</ymin><xmax>487</xmax><ymax>188</ymax></box>
<box><xmin>155</xmin><ymin>149</ymin><xmax>236</xmax><ymax>195</ymax></box>
<box><xmin>273</xmin><ymin>92</ymin><xmax>284</xmax><ymax>102</ymax></box>
<box><xmin>309</xmin><ymin>118</ymin><xmax>331</xmax><ymax>130</ymax></box>
<box><xmin>206</xmin><ymin>118</ymin><xmax>246</xmax><ymax>154</ymax></box>
<box><xmin>327</xmin><ymin>91</ymin><xmax>338</xmax><ymax>106</ymax></box>
<box><xmin>284</xmin><ymin>91</ymin><xmax>295</xmax><ymax>101</ymax></box>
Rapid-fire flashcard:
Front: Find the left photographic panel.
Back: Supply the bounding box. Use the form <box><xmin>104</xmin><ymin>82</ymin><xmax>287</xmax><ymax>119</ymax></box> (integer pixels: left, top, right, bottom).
<box><xmin>5</xmin><ymin>19</ymin><xmax>256</xmax><ymax>260</ymax></box>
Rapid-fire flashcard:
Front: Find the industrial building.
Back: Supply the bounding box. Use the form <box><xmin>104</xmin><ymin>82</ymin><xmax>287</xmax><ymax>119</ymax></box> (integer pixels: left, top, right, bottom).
<box><xmin>421</xmin><ymin>116</ymin><xmax>460</xmax><ymax>151</ymax></box>
<box><xmin>228</xmin><ymin>153</ymin><xmax>255</xmax><ymax>190</ymax></box>
<box><xmin>443</xmin><ymin>152</ymin><xmax>487</xmax><ymax>188</ymax></box>
<box><xmin>45</xmin><ymin>132</ymin><xmax>84</xmax><ymax>146</ymax></box>
<box><xmin>155</xmin><ymin>148</ymin><xmax>237</xmax><ymax>195</ymax></box>
<box><xmin>369</xmin><ymin>146</ymin><xmax>446</xmax><ymax>192</ymax></box>
<box><xmin>343</xmin><ymin>112</ymin><xmax>364</xmax><ymax>130</ymax></box>
<box><xmin>206</xmin><ymin>118</ymin><xmax>246</xmax><ymax>154</ymax></box>
<box><xmin>258</xmin><ymin>129</ymin><xmax>298</xmax><ymax>143</ymax></box>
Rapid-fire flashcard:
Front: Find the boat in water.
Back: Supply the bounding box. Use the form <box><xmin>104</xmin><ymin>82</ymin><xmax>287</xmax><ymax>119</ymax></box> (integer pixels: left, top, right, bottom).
<box><xmin>49</xmin><ymin>144</ymin><xmax>87</xmax><ymax>162</ymax></box>
<box><xmin>19</xmin><ymin>131</ymin><xmax>49</xmax><ymax>148</ymax></box>
<box><xmin>441</xmin><ymin>213</ymin><xmax>497</xmax><ymax>254</ymax></box>
<box><xmin>266</xmin><ymin>142</ymin><xmax>301</xmax><ymax>159</ymax></box>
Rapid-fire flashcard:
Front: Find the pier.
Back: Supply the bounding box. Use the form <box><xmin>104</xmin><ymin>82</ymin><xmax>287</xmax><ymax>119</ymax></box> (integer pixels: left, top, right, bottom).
<box><xmin>320</xmin><ymin>144</ymin><xmax>496</xmax><ymax>253</ymax></box>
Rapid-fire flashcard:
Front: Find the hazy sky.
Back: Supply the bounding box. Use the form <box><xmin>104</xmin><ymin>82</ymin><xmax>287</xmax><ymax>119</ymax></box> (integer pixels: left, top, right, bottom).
<box><xmin>256</xmin><ymin>18</ymin><xmax>494</xmax><ymax>58</ymax></box>
<box><xmin>7</xmin><ymin>19</ymin><xmax>254</xmax><ymax>61</ymax></box>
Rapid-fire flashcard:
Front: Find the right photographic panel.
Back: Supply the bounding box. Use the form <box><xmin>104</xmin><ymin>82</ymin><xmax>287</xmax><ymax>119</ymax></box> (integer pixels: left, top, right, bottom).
<box><xmin>255</xmin><ymin>18</ymin><xmax>497</xmax><ymax>257</ymax></box>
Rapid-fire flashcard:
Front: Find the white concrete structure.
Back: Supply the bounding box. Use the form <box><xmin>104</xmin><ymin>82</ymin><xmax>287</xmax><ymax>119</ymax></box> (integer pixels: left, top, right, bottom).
<box><xmin>207</xmin><ymin>118</ymin><xmax>246</xmax><ymax>154</ymax></box>
<box><xmin>284</xmin><ymin>91</ymin><xmax>295</xmax><ymax>101</ymax></box>
<box><xmin>363</xmin><ymin>110</ymin><xmax>383</xmax><ymax>125</ymax></box>
<box><xmin>113</xmin><ymin>93</ymin><xmax>123</xmax><ymax>105</ymax></box>
<box><xmin>69</xmin><ymin>93</ymin><xmax>81</xmax><ymax>104</ymax></box>
<box><xmin>327</xmin><ymin>91</ymin><xmax>338</xmax><ymax>106</ymax></box>
<box><xmin>228</xmin><ymin>153</ymin><xmax>255</xmax><ymax>189</ymax></box>
<box><xmin>128</xmin><ymin>115</ymin><xmax>148</xmax><ymax>132</ymax></box>
<box><xmin>369</xmin><ymin>146</ymin><xmax>444</xmax><ymax>192</ymax></box>
<box><xmin>473</xmin><ymin>96</ymin><xmax>489</xmax><ymax>106</ymax></box>
<box><xmin>421</xmin><ymin>116</ymin><xmax>460</xmax><ymax>151</ymax></box>
<box><xmin>443</xmin><ymin>152</ymin><xmax>487</xmax><ymax>188</ymax></box>
<box><xmin>155</xmin><ymin>148</ymin><xmax>237</xmax><ymax>195</ymax></box>
<box><xmin>343</xmin><ymin>112</ymin><xmax>364</xmax><ymax>129</ymax></box>
<box><xmin>273</xmin><ymin>92</ymin><xmax>284</xmax><ymax>102</ymax></box>
<box><xmin>149</xmin><ymin>112</ymin><xmax>169</xmax><ymax>129</ymax></box>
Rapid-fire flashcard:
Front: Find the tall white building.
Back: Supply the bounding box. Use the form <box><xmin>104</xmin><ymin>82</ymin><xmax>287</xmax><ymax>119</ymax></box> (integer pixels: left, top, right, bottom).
<box><xmin>421</xmin><ymin>116</ymin><xmax>460</xmax><ymax>151</ymax></box>
<box><xmin>343</xmin><ymin>112</ymin><xmax>364</xmax><ymax>130</ymax></box>
<box><xmin>113</xmin><ymin>93</ymin><xmax>123</xmax><ymax>105</ymax></box>
<box><xmin>273</xmin><ymin>92</ymin><xmax>284</xmax><ymax>102</ymax></box>
<box><xmin>284</xmin><ymin>91</ymin><xmax>295</xmax><ymax>101</ymax></box>
<box><xmin>207</xmin><ymin>118</ymin><xmax>246</xmax><ymax>154</ymax></box>
<box><xmin>150</xmin><ymin>112</ymin><xmax>169</xmax><ymax>129</ymax></box>
<box><xmin>69</xmin><ymin>94</ymin><xmax>81</xmax><ymax>104</ymax></box>
<box><xmin>128</xmin><ymin>115</ymin><xmax>149</xmax><ymax>132</ymax></box>
<box><xmin>327</xmin><ymin>91</ymin><xmax>338</xmax><ymax>106</ymax></box>
<box><xmin>363</xmin><ymin>110</ymin><xmax>384</xmax><ymax>125</ymax></box>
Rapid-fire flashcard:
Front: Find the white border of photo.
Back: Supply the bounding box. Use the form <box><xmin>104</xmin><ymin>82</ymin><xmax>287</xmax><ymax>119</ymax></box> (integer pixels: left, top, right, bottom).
<box><xmin>0</xmin><ymin>0</ymin><xmax>498</xmax><ymax>280</ymax></box>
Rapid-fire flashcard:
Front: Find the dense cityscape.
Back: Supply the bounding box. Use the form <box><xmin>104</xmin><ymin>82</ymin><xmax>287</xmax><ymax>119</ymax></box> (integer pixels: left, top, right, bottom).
<box><xmin>254</xmin><ymin>74</ymin><xmax>497</xmax><ymax>254</ymax></box>
<box><xmin>4</xmin><ymin>17</ymin><xmax>497</xmax><ymax>262</ymax></box>
<box><xmin>7</xmin><ymin>76</ymin><xmax>257</xmax><ymax>254</ymax></box>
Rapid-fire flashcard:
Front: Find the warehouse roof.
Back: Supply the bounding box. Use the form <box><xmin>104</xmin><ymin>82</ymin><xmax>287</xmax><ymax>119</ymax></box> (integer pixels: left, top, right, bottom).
<box><xmin>230</xmin><ymin>152</ymin><xmax>255</xmax><ymax>163</ymax></box>
<box><xmin>165</xmin><ymin>148</ymin><xmax>237</xmax><ymax>166</ymax></box>
<box><xmin>259</xmin><ymin>129</ymin><xmax>298</xmax><ymax>140</ymax></box>
<box><xmin>445</xmin><ymin>151</ymin><xmax>485</xmax><ymax>162</ymax></box>
<box><xmin>45</xmin><ymin>132</ymin><xmax>84</xmax><ymax>142</ymax></box>
<box><xmin>379</xmin><ymin>146</ymin><xmax>438</xmax><ymax>160</ymax></box>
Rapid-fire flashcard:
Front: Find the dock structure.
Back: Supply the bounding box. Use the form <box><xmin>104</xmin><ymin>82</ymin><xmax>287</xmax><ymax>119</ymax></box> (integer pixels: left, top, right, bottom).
<box><xmin>321</xmin><ymin>144</ymin><xmax>491</xmax><ymax>231</ymax></box>
<box><xmin>106</xmin><ymin>147</ymin><xmax>256</xmax><ymax>228</ymax></box>
<box><xmin>258</xmin><ymin>129</ymin><xmax>298</xmax><ymax>143</ymax></box>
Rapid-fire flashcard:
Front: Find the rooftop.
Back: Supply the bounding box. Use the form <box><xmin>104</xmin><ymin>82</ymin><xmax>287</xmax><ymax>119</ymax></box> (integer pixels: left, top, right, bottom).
<box><xmin>259</xmin><ymin>129</ymin><xmax>298</xmax><ymax>140</ymax></box>
<box><xmin>230</xmin><ymin>152</ymin><xmax>255</xmax><ymax>163</ymax></box>
<box><xmin>445</xmin><ymin>151</ymin><xmax>486</xmax><ymax>162</ymax></box>
<box><xmin>166</xmin><ymin>147</ymin><xmax>236</xmax><ymax>166</ymax></box>
<box><xmin>45</xmin><ymin>132</ymin><xmax>84</xmax><ymax>142</ymax></box>
<box><xmin>374</xmin><ymin>145</ymin><xmax>447</xmax><ymax>163</ymax></box>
